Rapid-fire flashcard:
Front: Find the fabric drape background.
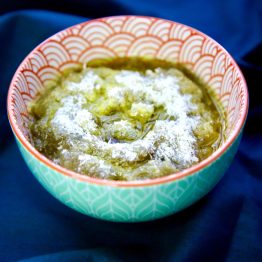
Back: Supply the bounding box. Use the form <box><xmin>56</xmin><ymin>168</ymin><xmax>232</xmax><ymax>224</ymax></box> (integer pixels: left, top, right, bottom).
<box><xmin>1</xmin><ymin>0</ymin><xmax>262</xmax><ymax>261</ymax></box>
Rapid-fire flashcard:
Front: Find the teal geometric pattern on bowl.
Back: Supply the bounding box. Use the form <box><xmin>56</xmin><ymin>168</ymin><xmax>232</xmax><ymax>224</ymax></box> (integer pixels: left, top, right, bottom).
<box><xmin>8</xmin><ymin>16</ymin><xmax>248</xmax><ymax>222</ymax></box>
<box><xmin>17</xmin><ymin>133</ymin><xmax>241</xmax><ymax>222</ymax></box>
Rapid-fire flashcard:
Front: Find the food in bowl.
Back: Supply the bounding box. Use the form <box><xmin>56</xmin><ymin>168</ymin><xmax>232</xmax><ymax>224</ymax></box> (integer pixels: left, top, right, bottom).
<box><xmin>28</xmin><ymin>57</ymin><xmax>226</xmax><ymax>181</ymax></box>
<box><xmin>8</xmin><ymin>16</ymin><xmax>248</xmax><ymax>222</ymax></box>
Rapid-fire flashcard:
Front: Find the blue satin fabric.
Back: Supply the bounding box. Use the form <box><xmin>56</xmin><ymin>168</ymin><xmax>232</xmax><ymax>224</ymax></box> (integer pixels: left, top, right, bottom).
<box><xmin>0</xmin><ymin>1</ymin><xmax>262</xmax><ymax>261</ymax></box>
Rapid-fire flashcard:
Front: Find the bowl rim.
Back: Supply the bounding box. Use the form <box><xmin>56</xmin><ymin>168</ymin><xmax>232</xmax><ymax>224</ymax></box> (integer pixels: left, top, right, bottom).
<box><xmin>7</xmin><ymin>15</ymin><xmax>249</xmax><ymax>188</ymax></box>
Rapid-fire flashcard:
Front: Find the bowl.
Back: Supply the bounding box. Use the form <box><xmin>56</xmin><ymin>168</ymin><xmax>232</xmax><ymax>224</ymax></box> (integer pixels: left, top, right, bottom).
<box><xmin>7</xmin><ymin>16</ymin><xmax>248</xmax><ymax>222</ymax></box>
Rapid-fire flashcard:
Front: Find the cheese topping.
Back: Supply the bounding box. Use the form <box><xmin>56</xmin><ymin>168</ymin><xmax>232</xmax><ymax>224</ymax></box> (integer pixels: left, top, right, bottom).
<box><xmin>29</xmin><ymin>62</ymin><xmax>223</xmax><ymax>181</ymax></box>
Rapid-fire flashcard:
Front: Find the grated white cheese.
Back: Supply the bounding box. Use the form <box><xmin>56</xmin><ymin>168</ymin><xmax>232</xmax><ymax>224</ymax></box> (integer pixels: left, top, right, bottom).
<box><xmin>107</xmin><ymin>87</ymin><xmax>125</xmax><ymax>102</ymax></box>
<box><xmin>51</xmin><ymin>95</ymin><xmax>98</xmax><ymax>139</ymax></box>
<box><xmin>50</xmin><ymin>68</ymin><xmax>200</xmax><ymax>178</ymax></box>
<box><xmin>66</xmin><ymin>70</ymin><xmax>102</xmax><ymax>92</ymax></box>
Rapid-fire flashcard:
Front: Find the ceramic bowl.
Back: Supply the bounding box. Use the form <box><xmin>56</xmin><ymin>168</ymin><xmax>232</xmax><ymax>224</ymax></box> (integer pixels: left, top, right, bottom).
<box><xmin>7</xmin><ymin>16</ymin><xmax>248</xmax><ymax>222</ymax></box>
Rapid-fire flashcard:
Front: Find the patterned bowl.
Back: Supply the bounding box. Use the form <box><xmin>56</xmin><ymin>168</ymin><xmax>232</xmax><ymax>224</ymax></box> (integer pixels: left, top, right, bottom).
<box><xmin>7</xmin><ymin>16</ymin><xmax>248</xmax><ymax>222</ymax></box>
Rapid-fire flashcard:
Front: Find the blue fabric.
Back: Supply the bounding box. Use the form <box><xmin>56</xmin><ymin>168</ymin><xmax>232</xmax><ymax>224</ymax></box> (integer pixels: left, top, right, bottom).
<box><xmin>0</xmin><ymin>1</ymin><xmax>262</xmax><ymax>261</ymax></box>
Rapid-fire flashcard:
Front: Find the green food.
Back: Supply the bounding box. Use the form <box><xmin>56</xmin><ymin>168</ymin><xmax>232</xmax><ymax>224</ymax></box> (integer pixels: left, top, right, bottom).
<box><xmin>28</xmin><ymin>57</ymin><xmax>226</xmax><ymax>181</ymax></box>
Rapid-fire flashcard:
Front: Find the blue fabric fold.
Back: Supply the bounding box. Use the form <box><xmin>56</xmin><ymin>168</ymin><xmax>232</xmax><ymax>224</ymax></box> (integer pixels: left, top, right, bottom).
<box><xmin>1</xmin><ymin>1</ymin><xmax>262</xmax><ymax>261</ymax></box>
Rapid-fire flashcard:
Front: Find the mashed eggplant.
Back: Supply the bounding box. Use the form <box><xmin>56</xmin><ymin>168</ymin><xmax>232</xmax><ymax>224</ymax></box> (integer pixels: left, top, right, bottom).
<box><xmin>28</xmin><ymin>58</ymin><xmax>226</xmax><ymax>181</ymax></box>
